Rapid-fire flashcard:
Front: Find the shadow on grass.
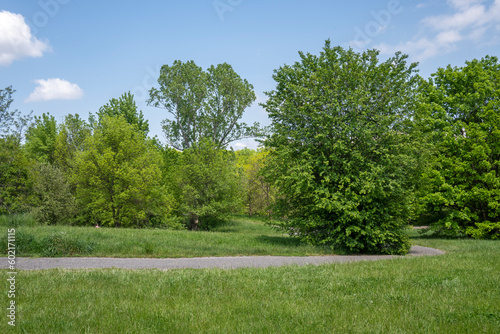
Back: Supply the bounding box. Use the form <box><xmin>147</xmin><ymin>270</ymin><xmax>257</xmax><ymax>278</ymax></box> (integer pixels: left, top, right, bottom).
<box><xmin>255</xmin><ymin>235</ymin><xmax>304</xmax><ymax>247</ymax></box>
<box><xmin>409</xmin><ymin>229</ymin><xmax>470</xmax><ymax>240</ymax></box>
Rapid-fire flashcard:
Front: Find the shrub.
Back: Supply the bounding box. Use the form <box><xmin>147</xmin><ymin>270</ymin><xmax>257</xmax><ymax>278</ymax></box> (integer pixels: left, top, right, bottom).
<box><xmin>30</xmin><ymin>163</ymin><xmax>78</xmax><ymax>225</ymax></box>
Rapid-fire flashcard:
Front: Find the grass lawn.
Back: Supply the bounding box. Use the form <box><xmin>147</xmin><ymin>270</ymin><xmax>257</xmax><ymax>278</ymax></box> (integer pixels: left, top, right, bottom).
<box><xmin>0</xmin><ymin>235</ymin><xmax>498</xmax><ymax>333</ymax></box>
<box><xmin>0</xmin><ymin>215</ymin><xmax>335</xmax><ymax>258</ymax></box>
<box><xmin>1</xmin><ymin>217</ymin><xmax>499</xmax><ymax>333</ymax></box>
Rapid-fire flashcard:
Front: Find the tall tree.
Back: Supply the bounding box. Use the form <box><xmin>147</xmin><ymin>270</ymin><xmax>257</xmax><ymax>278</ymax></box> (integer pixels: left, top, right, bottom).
<box><xmin>74</xmin><ymin>116</ymin><xmax>173</xmax><ymax>227</ymax></box>
<box><xmin>0</xmin><ymin>86</ymin><xmax>32</xmax><ymax>140</ymax></box>
<box><xmin>97</xmin><ymin>92</ymin><xmax>149</xmax><ymax>135</ymax></box>
<box><xmin>148</xmin><ymin>60</ymin><xmax>262</xmax><ymax>150</ymax></box>
<box><xmin>262</xmin><ymin>42</ymin><xmax>421</xmax><ymax>255</ymax></box>
<box><xmin>416</xmin><ymin>56</ymin><xmax>500</xmax><ymax>239</ymax></box>
<box><xmin>202</xmin><ymin>63</ymin><xmax>259</xmax><ymax>147</ymax></box>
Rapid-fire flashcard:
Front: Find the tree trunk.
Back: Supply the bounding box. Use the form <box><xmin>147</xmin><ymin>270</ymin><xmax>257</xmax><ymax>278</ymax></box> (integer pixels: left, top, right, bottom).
<box><xmin>189</xmin><ymin>214</ymin><xmax>199</xmax><ymax>230</ymax></box>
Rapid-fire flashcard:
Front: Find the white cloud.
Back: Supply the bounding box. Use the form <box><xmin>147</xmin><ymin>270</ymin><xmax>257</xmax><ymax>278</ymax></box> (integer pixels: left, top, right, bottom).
<box><xmin>25</xmin><ymin>78</ymin><xmax>83</xmax><ymax>102</ymax></box>
<box><xmin>0</xmin><ymin>11</ymin><xmax>50</xmax><ymax>66</ymax></box>
<box><xmin>448</xmin><ymin>0</ymin><xmax>485</xmax><ymax>10</ymax></box>
<box><xmin>376</xmin><ymin>0</ymin><xmax>500</xmax><ymax>61</ymax></box>
<box><xmin>422</xmin><ymin>4</ymin><xmax>486</xmax><ymax>31</ymax></box>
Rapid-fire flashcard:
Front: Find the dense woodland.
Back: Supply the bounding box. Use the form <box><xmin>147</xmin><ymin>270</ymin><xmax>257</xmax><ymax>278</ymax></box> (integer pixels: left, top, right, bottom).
<box><xmin>1</xmin><ymin>42</ymin><xmax>499</xmax><ymax>254</ymax></box>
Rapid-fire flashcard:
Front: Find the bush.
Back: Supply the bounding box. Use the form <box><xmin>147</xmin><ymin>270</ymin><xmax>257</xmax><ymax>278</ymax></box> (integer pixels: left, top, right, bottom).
<box><xmin>40</xmin><ymin>232</ymin><xmax>95</xmax><ymax>257</ymax></box>
<box><xmin>30</xmin><ymin>163</ymin><xmax>78</xmax><ymax>225</ymax></box>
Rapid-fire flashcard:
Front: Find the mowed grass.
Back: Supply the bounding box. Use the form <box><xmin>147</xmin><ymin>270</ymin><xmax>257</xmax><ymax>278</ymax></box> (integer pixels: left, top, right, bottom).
<box><xmin>0</xmin><ymin>235</ymin><xmax>498</xmax><ymax>333</ymax></box>
<box><xmin>0</xmin><ymin>215</ymin><xmax>336</xmax><ymax>257</ymax></box>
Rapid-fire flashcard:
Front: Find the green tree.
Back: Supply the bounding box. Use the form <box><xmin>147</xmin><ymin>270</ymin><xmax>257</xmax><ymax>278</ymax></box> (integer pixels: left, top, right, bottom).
<box><xmin>148</xmin><ymin>60</ymin><xmax>262</xmax><ymax>150</ymax></box>
<box><xmin>416</xmin><ymin>56</ymin><xmax>500</xmax><ymax>239</ymax></box>
<box><xmin>175</xmin><ymin>140</ymin><xmax>242</xmax><ymax>230</ymax></box>
<box><xmin>262</xmin><ymin>42</ymin><xmax>421</xmax><ymax>255</ymax></box>
<box><xmin>0</xmin><ymin>86</ymin><xmax>32</xmax><ymax>140</ymax></box>
<box><xmin>0</xmin><ymin>136</ymin><xmax>34</xmax><ymax>214</ymax></box>
<box><xmin>25</xmin><ymin>113</ymin><xmax>58</xmax><ymax>164</ymax></box>
<box><xmin>54</xmin><ymin>113</ymin><xmax>91</xmax><ymax>171</ymax></box>
<box><xmin>73</xmin><ymin>116</ymin><xmax>173</xmax><ymax>227</ymax></box>
<box><xmin>97</xmin><ymin>92</ymin><xmax>149</xmax><ymax>135</ymax></box>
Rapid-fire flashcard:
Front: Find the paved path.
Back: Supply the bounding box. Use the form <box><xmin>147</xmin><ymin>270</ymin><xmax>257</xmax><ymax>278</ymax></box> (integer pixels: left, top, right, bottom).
<box><xmin>2</xmin><ymin>246</ymin><xmax>444</xmax><ymax>270</ymax></box>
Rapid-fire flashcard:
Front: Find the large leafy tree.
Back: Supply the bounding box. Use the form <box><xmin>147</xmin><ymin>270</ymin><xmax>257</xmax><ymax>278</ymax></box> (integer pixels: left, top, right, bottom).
<box><xmin>73</xmin><ymin>116</ymin><xmax>173</xmax><ymax>227</ymax></box>
<box><xmin>262</xmin><ymin>42</ymin><xmax>421</xmax><ymax>254</ymax></box>
<box><xmin>148</xmin><ymin>60</ymin><xmax>262</xmax><ymax>150</ymax></box>
<box><xmin>416</xmin><ymin>56</ymin><xmax>500</xmax><ymax>239</ymax></box>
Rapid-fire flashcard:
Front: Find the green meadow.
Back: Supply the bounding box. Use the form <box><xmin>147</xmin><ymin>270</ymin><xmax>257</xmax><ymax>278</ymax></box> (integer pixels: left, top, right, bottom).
<box><xmin>1</xmin><ymin>217</ymin><xmax>499</xmax><ymax>333</ymax></box>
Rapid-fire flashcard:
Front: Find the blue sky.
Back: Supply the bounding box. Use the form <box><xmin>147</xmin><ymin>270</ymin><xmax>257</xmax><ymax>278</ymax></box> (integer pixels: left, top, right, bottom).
<box><xmin>1</xmin><ymin>0</ymin><xmax>499</xmax><ymax>149</ymax></box>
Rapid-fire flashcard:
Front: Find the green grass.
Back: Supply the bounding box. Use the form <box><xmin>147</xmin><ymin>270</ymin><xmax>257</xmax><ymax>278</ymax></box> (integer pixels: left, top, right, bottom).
<box><xmin>1</xmin><ymin>236</ymin><xmax>498</xmax><ymax>333</ymax></box>
<box><xmin>0</xmin><ymin>215</ymin><xmax>336</xmax><ymax>257</ymax></box>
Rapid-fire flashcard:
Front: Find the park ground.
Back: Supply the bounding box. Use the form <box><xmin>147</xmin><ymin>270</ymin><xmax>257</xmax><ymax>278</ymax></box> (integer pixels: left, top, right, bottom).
<box><xmin>1</xmin><ymin>216</ymin><xmax>499</xmax><ymax>333</ymax></box>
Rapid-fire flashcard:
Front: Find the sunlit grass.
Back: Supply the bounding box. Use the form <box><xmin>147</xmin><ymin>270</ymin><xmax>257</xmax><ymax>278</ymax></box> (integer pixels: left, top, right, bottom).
<box><xmin>0</xmin><ymin>215</ymin><xmax>336</xmax><ymax>258</ymax></box>
<box><xmin>1</xmin><ymin>237</ymin><xmax>498</xmax><ymax>333</ymax></box>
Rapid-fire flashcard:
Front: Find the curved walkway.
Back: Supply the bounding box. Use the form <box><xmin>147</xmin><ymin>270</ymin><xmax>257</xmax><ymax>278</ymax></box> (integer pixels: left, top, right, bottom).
<box><xmin>3</xmin><ymin>246</ymin><xmax>444</xmax><ymax>270</ymax></box>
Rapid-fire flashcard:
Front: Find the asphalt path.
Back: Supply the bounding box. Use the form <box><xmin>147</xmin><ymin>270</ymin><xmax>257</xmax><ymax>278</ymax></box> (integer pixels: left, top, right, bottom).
<box><xmin>2</xmin><ymin>245</ymin><xmax>445</xmax><ymax>270</ymax></box>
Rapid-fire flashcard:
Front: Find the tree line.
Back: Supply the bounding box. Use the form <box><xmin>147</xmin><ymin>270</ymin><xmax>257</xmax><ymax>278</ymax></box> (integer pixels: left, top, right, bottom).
<box><xmin>1</xmin><ymin>41</ymin><xmax>498</xmax><ymax>254</ymax></box>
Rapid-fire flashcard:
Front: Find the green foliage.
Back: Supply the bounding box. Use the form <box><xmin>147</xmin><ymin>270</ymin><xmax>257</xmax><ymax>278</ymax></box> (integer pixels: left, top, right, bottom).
<box><xmin>73</xmin><ymin>116</ymin><xmax>174</xmax><ymax>227</ymax></box>
<box><xmin>30</xmin><ymin>163</ymin><xmax>78</xmax><ymax>225</ymax></box>
<box><xmin>236</xmin><ymin>148</ymin><xmax>275</xmax><ymax>216</ymax></box>
<box><xmin>148</xmin><ymin>60</ymin><xmax>262</xmax><ymax>150</ymax></box>
<box><xmin>54</xmin><ymin>113</ymin><xmax>91</xmax><ymax>171</ymax></box>
<box><xmin>40</xmin><ymin>231</ymin><xmax>95</xmax><ymax>256</ymax></box>
<box><xmin>174</xmin><ymin>140</ymin><xmax>242</xmax><ymax>230</ymax></box>
<box><xmin>416</xmin><ymin>56</ymin><xmax>500</xmax><ymax>239</ymax></box>
<box><xmin>262</xmin><ymin>42</ymin><xmax>421</xmax><ymax>254</ymax></box>
<box><xmin>25</xmin><ymin>113</ymin><xmax>58</xmax><ymax>164</ymax></box>
<box><xmin>97</xmin><ymin>92</ymin><xmax>149</xmax><ymax>135</ymax></box>
<box><xmin>0</xmin><ymin>136</ymin><xmax>34</xmax><ymax>214</ymax></box>
<box><xmin>0</xmin><ymin>86</ymin><xmax>32</xmax><ymax>139</ymax></box>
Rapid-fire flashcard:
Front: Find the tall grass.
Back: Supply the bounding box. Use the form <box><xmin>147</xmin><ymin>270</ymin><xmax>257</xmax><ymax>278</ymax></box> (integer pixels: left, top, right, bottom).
<box><xmin>0</xmin><ymin>216</ymin><xmax>336</xmax><ymax>257</ymax></box>
<box><xmin>0</xmin><ymin>213</ymin><xmax>37</xmax><ymax>227</ymax></box>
